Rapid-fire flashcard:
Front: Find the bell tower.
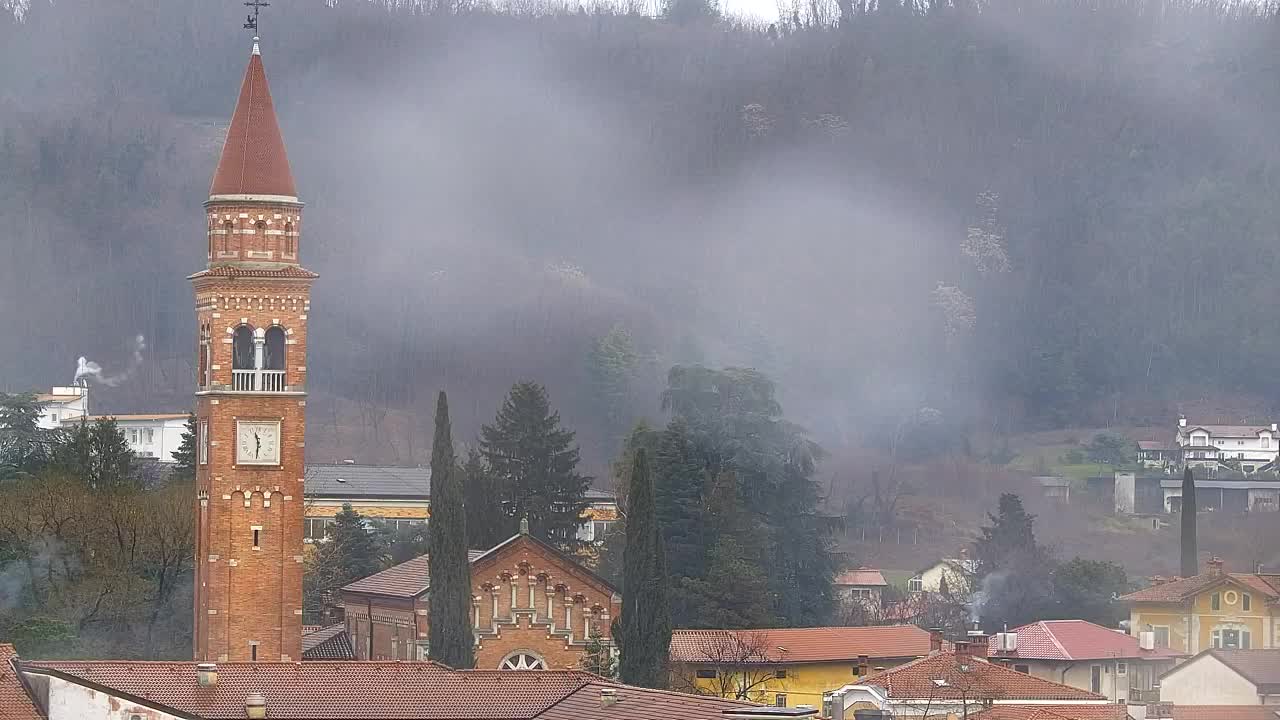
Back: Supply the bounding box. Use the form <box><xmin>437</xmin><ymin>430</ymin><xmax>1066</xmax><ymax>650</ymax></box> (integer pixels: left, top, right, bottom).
<box><xmin>191</xmin><ymin>37</ymin><xmax>313</xmax><ymax>662</ymax></box>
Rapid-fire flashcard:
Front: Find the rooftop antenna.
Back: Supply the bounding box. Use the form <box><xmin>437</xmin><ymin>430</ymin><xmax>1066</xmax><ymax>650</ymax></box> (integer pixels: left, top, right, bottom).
<box><xmin>243</xmin><ymin>0</ymin><xmax>269</xmax><ymax>34</ymax></box>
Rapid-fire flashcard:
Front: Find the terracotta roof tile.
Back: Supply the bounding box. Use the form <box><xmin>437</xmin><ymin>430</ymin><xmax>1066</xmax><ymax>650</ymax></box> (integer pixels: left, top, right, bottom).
<box><xmin>860</xmin><ymin>652</ymin><xmax>1104</xmax><ymax>701</ymax></box>
<box><xmin>23</xmin><ymin>661</ymin><xmax>589</xmax><ymax>719</ymax></box>
<box><xmin>833</xmin><ymin>568</ymin><xmax>888</xmax><ymax>587</ymax></box>
<box><xmin>300</xmin><ymin>624</ymin><xmax>355</xmax><ymax>660</ymax></box>
<box><xmin>670</xmin><ymin>625</ymin><xmax>934</xmax><ymax>664</ymax></box>
<box><xmin>0</xmin><ymin>646</ymin><xmax>41</xmax><ymax>720</ymax></box>
<box><xmin>535</xmin><ymin>681</ymin><xmax>752</xmax><ymax>720</ymax></box>
<box><xmin>987</xmin><ymin>620</ymin><xmax>1184</xmax><ymax>661</ymax></box>
<box><xmin>210</xmin><ymin>46</ymin><xmax>296</xmax><ymax>198</ymax></box>
<box><xmin>1120</xmin><ymin>571</ymin><xmax>1280</xmax><ymax>603</ymax></box>
<box><xmin>970</xmin><ymin>705</ymin><xmax>1129</xmax><ymax>720</ymax></box>
<box><xmin>343</xmin><ymin>550</ymin><xmax>487</xmax><ymax>598</ymax></box>
<box><xmin>188</xmin><ymin>265</ymin><xmax>319</xmax><ymax>280</ymax></box>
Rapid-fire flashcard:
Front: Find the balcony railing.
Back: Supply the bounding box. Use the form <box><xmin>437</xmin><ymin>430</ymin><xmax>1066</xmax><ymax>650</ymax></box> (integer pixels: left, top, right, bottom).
<box><xmin>233</xmin><ymin>369</ymin><xmax>257</xmax><ymax>391</ymax></box>
<box><xmin>261</xmin><ymin>370</ymin><xmax>286</xmax><ymax>392</ymax></box>
<box><xmin>231</xmin><ymin>369</ymin><xmax>287</xmax><ymax>392</ymax></box>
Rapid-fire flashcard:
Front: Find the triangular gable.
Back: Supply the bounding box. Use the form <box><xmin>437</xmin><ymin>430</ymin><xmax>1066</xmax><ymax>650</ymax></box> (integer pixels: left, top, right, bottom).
<box><xmin>470</xmin><ymin>533</ymin><xmax>619</xmax><ymax>600</ymax></box>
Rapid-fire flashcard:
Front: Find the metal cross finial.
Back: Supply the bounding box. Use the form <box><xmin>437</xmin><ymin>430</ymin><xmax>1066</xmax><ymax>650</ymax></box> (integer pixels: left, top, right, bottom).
<box><xmin>243</xmin><ymin>0</ymin><xmax>270</xmax><ymax>32</ymax></box>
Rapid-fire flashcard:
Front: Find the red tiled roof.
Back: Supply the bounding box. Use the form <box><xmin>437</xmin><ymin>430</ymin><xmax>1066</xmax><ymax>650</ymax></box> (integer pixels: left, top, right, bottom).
<box><xmin>861</xmin><ymin>652</ymin><xmax>1104</xmax><ymax>701</ymax></box>
<box><xmin>209</xmin><ymin>44</ymin><xmax>297</xmax><ymax>198</ymax></box>
<box><xmin>19</xmin><ymin>661</ymin><xmax>754</xmax><ymax>720</ymax></box>
<box><xmin>987</xmin><ymin>620</ymin><xmax>1184</xmax><ymax>661</ymax></box>
<box><xmin>536</xmin><ymin>681</ymin><xmax>751</xmax><ymax>720</ymax></box>
<box><xmin>0</xmin><ymin>646</ymin><xmax>41</xmax><ymax>720</ymax></box>
<box><xmin>1121</xmin><ymin>572</ymin><xmax>1279</xmax><ymax>603</ymax></box>
<box><xmin>342</xmin><ymin>549</ymin><xmax>490</xmax><ymax>598</ymax></box>
<box><xmin>670</xmin><ymin>625</ymin><xmax>934</xmax><ymax>664</ymax></box>
<box><xmin>300</xmin><ymin>623</ymin><xmax>355</xmax><ymax>660</ymax></box>
<box><xmin>971</xmin><ymin>705</ymin><xmax>1129</xmax><ymax>720</ymax></box>
<box><xmin>188</xmin><ymin>265</ymin><xmax>319</xmax><ymax>280</ymax></box>
<box><xmin>23</xmin><ymin>661</ymin><xmax>578</xmax><ymax>719</ymax></box>
<box><xmin>834</xmin><ymin>568</ymin><xmax>888</xmax><ymax>587</ymax></box>
<box><xmin>1167</xmin><ymin>707</ymin><xmax>1280</xmax><ymax>720</ymax></box>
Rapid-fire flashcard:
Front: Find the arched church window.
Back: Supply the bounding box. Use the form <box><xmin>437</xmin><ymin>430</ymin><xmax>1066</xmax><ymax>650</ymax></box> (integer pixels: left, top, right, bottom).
<box><xmin>232</xmin><ymin>326</ymin><xmax>255</xmax><ymax>370</ymax></box>
<box><xmin>284</xmin><ymin>222</ymin><xmax>295</xmax><ymax>256</ymax></box>
<box><xmin>499</xmin><ymin>651</ymin><xmax>546</xmax><ymax>670</ymax></box>
<box><xmin>220</xmin><ymin>221</ymin><xmax>233</xmax><ymax>254</ymax></box>
<box><xmin>264</xmin><ymin>326</ymin><xmax>286</xmax><ymax>370</ymax></box>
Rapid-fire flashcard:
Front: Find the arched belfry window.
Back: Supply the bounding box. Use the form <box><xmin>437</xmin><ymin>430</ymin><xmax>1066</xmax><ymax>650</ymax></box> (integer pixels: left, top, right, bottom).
<box><xmin>220</xmin><ymin>221</ymin><xmax>233</xmax><ymax>254</ymax></box>
<box><xmin>264</xmin><ymin>327</ymin><xmax>286</xmax><ymax>370</ymax></box>
<box><xmin>232</xmin><ymin>326</ymin><xmax>254</xmax><ymax>369</ymax></box>
<box><xmin>284</xmin><ymin>223</ymin><xmax>295</xmax><ymax>256</ymax></box>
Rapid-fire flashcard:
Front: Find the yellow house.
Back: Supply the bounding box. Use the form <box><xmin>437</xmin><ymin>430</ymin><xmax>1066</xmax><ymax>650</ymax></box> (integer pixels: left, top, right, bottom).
<box><xmin>303</xmin><ymin>463</ymin><xmax>618</xmax><ymax>543</ymax></box>
<box><xmin>1122</xmin><ymin>557</ymin><xmax>1280</xmax><ymax>655</ymax></box>
<box><xmin>669</xmin><ymin>625</ymin><xmax>938</xmax><ymax>709</ymax></box>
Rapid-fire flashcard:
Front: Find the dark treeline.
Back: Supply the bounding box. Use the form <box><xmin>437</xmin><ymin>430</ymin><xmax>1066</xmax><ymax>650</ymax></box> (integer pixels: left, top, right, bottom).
<box><xmin>4</xmin><ymin>0</ymin><xmax>1280</xmax><ymax>468</ymax></box>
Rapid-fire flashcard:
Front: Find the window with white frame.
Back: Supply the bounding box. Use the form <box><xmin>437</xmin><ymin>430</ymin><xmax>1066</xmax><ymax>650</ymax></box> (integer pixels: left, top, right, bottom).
<box><xmin>908</xmin><ymin>576</ymin><xmax>924</xmax><ymax>592</ymax></box>
<box><xmin>145</xmin><ymin>428</ymin><xmax>155</xmax><ymax>444</ymax></box>
<box><xmin>199</xmin><ymin>421</ymin><xmax>208</xmax><ymax>464</ymax></box>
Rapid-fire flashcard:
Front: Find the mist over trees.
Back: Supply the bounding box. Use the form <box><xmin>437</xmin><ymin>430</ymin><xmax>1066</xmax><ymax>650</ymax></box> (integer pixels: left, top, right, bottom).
<box><xmin>4</xmin><ymin>0</ymin><xmax>1280</xmax><ymax>473</ymax></box>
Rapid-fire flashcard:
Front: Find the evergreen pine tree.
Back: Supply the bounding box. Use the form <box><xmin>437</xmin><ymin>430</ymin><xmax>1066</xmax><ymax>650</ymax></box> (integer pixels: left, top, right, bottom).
<box><xmin>303</xmin><ymin>503</ymin><xmax>386</xmax><ymax>615</ymax></box>
<box><xmin>480</xmin><ymin>382</ymin><xmax>590</xmax><ymax>551</ymax></box>
<box><xmin>770</xmin><ymin>453</ymin><xmax>837</xmax><ymax>626</ymax></box>
<box><xmin>973</xmin><ymin>493</ymin><xmax>1054</xmax><ymax>630</ymax></box>
<box><xmin>0</xmin><ymin>393</ymin><xmax>50</xmax><ymax>479</ymax></box>
<box><xmin>462</xmin><ymin>447</ymin><xmax>506</xmax><ymax>551</ymax></box>
<box><xmin>679</xmin><ymin>472</ymin><xmax>776</xmax><ymax>628</ymax></box>
<box><xmin>588</xmin><ymin>325</ymin><xmax>640</xmax><ymax>454</ymax></box>
<box><xmin>170</xmin><ymin>414</ymin><xmax>198</xmax><ymax>483</ymax></box>
<box><xmin>617</xmin><ymin>448</ymin><xmax>671</xmax><ymax>688</ymax></box>
<box><xmin>428</xmin><ymin>391</ymin><xmax>474</xmax><ymax>668</ymax></box>
<box><xmin>1181</xmin><ymin>467</ymin><xmax>1198</xmax><ymax>577</ymax></box>
<box><xmin>52</xmin><ymin>417</ymin><xmax>134</xmax><ymax>488</ymax></box>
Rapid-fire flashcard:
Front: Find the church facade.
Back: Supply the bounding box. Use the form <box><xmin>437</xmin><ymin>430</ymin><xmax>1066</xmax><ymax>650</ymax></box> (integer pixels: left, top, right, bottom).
<box><xmin>191</xmin><ymin>38</ymin><xmax>313</xmax><ymax>662</ymax></box>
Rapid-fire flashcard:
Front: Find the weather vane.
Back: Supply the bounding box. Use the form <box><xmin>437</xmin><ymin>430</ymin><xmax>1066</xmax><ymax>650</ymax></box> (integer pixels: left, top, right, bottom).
<box><xmin>244</xmin><ymin>0</ymin><xmax>270</xmax><ymax>32</ymax></box>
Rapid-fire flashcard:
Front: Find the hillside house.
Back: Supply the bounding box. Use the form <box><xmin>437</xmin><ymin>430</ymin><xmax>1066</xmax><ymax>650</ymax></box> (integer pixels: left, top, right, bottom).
<box><xmin>1176</xmin><ymin>417</ymin><xmax>1280</xmax><ymax>475</ymax></box>
<box><xmin>908</xmin><ymin>553</ymin><xmax>976</xmax><ymax>595</ymax></box>
<box><xmin>61</xmin><ymin>413</ymin><xmax>188</xmax><ymax>462</ymax></box>
<box><xmin>833</xmin><ymin>567</ymin><xmax>888</xmax><ymax>607</ymax></box>
<box><xmin>33</xmin><ymin>386</ymin><xmax>87</xmax><ymax>429</ymax></box>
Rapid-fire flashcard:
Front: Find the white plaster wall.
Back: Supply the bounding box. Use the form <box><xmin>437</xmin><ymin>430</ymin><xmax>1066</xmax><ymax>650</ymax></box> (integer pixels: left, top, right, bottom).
<box><xmin>44</xmin><ymin>675</ymin><xmax>186</xmax><ymax>720</ymax></box>
<box><xmin>1160</xmin><ymin>654</ymin><xmax>1261</xmax><ymax>705</ymax></box>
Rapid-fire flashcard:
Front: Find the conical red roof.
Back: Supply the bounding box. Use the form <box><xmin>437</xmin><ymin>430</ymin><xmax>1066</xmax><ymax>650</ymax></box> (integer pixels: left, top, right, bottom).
<box><xmin>209</xmin><ymin>44</ymin><xmax>297</xmax><ymax>198</ymax></box>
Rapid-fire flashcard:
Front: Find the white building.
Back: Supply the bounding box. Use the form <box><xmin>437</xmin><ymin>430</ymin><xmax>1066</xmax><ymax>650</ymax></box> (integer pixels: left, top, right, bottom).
<box><xmin>33</xmin><ymin>386</ymin><xmax>88</xmax><ymax>429</ymax></box>
<box><xmin>61</xmin><ymin>413</ymin><xmax>189</xmax><ymax>463</ymax></box>
<box><xmin>1176</xmin><ymin>417</ymin><xmax>1279</xmax><ymax>474</ymax></box>
<box><xmin>1159</xmin><ymin>648</ymin><xmax>1280</xmax><ymax>706</ymax></box>
<box><xmin>907</xmin><ymin>553</ymin><xmax>976</xmax><ymax>595</ymax></box>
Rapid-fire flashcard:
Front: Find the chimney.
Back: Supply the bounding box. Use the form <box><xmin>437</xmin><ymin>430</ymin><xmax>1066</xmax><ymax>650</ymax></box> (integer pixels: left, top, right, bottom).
<box><xmin>929</xmin><ymin>627</ymin><xmax>944</xmax><ymax>652</ymax></box>
<box><xmin>856</xmin><ymin>654</ymin><xmax>870</xmax><ymax>676</ymax></box>
<box><xmin>954</xmin><ymin>641</ymin><xmax>972</xmax><ymax>669</ymax></box>
<box><xmin>1272</xmin><ymin>423</ymin><xmax>1277</xmax><ymax>433</ymax></box>
<box><xmin>197</xmin><ymin>662</ymin><xmax>217</xmax><ymax>687</ymax></box>
<box><xmin>1179</xmin><ymin>415</ymin><xmax>1187</xmax><ymax>428</ymax></box>
<box><xmin>600</xmin><ymin>687</ymin><xmax>618</xmax><ymax>708</ymax></box>
<box><xmin>1207</xmin><ymin>556</ymin><xmax>1225</xmax><ymax>577</ymax></box>
<box><xmin>245</xmin><ymin>693</ymin><xmax>267</xmax><ymax>720</ymax></box>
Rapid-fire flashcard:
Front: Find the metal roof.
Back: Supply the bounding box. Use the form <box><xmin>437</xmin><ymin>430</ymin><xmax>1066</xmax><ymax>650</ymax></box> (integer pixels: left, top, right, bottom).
<box><xmin>305</xmin><ymin>464</ymin><xmax>615</xmax><ymax>501</ymax></box>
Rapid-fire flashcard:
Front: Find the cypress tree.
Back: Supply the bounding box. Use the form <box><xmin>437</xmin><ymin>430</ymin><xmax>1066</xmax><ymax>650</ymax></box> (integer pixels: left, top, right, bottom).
<box><xmin>1181</xmin><ymin>466</ymin><xmax>1198</xmax><ymax>578</ymax></box>
<box><xmin>617</xmin><ymin>448</ymin><xmax>671</xmax><ymax>688</ymax></box>
<box><xmin>428</xmin><ymin>391</ymin><xmax>474</xmax><ymax>668</ymax></box>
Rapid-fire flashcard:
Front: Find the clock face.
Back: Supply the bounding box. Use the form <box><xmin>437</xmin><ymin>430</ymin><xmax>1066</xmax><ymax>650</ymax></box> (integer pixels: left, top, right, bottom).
<box><xmin>236</xmin><ymin>420</ymin><xmax>281</xmax><ymax>465</ymax></box>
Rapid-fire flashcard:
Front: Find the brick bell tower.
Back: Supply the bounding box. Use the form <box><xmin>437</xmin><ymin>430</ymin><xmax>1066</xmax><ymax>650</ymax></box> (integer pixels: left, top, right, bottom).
<box><xmin>191</xmin><ymin>37</ymin><xmax>313</xmax><ymax>662</ymax></box>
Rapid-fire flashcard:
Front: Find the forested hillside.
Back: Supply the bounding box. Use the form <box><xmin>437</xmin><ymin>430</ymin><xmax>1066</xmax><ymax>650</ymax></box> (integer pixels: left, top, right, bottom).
<box><xmin>3</xmin><ymin>0</ymin><xmax>1280</xmax><ymax>469</ymax></box>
